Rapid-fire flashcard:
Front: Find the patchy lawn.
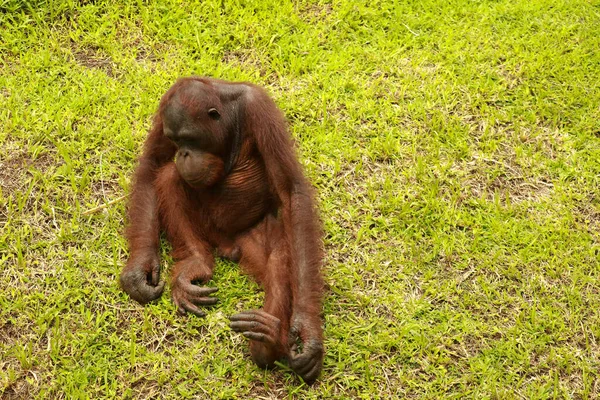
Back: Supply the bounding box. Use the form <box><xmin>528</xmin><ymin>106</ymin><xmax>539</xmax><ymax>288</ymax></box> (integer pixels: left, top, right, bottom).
<box><xmin>1</xmin><ymin>0</ymin><xmax>599</xmax><ymax>398</ymax></box>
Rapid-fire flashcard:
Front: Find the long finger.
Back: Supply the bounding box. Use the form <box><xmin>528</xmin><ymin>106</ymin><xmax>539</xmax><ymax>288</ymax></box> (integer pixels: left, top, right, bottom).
<box><xmin>241</xmin><ymin>331</ymin><xmax>277</xmax><ymax>345</ymax></box>
<box><xmin>293</xmin><ymin>355</ymin><xmax>318</xmax><ymax>376</ymax></box>
<box><xmin>300</xmin><ymin>361</ymin><xmax>322</xmax><ymax>384</ymax></box>
<box><xmin>179</xmin><ymin>299</ymin><xmax>206</xmax><ymax>317</ymax></box>
<box><xmin>131</xmin><ymin>280</ymin><xmax>164</xmax><ymax>304</ymax></box>
<box><xmin>229</xmin><ymin>320</ymin><xmax>276</xmax><ymax>336</ymax></box>
<box><xmin>290</xmin><ymin>345</ymin><xmax>320</xmax><ymax>369</ymax></box>
<box><xmin>230</xmin><ymin>310</ymin><xmax>280</xmax><ymax>326</ymax></box>
<box><xmin>191</xmin><ymin>295</ymin><xmax>219</xmax><ymax>306</ymax></box>
<box><xmin>150</xmin><ymin>265</ymin><xmax>160</xmax><ymax>286</ymax></box>
<box><xmin>184</xmin><ymin>283</ymin><xmax>218</xmax><ymax>297</ymax></box>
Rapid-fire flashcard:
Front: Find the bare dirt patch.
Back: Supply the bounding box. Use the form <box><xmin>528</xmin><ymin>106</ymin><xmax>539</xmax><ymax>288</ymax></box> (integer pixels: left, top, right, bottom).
<box><xmin>0</xmin><ymin>145</ymin><xmax>55</xmax><ymax>198</ymax></box>
<box><xmin>458</xmin><ymin>153</ymin><xmax>553</xmax><ymax>205</ymax></box>
<box><xmin>299</xmin><ymin>3</ymin><xmax>333</xmax><ymax>22</ymax></box>
<box><xmin>71</xmin><ymin>45</ymin><xmax>116</xmax><ymax>77</ymax></box>
<box><xmin>222</xmin><ymin>49</ymin><xmax>274</xmax><ymax>81</ymax></box>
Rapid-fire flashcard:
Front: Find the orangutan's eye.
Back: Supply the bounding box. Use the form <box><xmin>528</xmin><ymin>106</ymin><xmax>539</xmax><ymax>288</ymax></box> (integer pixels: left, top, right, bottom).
<box><xmin>208</xmin><ymin>108</ymin><xmax>220</xmax><ymax>120</ymax></box>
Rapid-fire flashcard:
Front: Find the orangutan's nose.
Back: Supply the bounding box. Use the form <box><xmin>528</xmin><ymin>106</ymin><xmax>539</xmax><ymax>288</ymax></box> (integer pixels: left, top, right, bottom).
<box><xmin>178</xmin><ymin>149</ymin><xmax>190</xmax><ymax>158</ymax></box>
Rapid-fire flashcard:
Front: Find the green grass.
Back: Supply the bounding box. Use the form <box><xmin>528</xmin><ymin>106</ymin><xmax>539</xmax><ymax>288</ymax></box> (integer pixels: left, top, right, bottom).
<box><xmin>1</xmin><ymin>0</ymin><xmax>599</xmax><ymax>398</ymax></box>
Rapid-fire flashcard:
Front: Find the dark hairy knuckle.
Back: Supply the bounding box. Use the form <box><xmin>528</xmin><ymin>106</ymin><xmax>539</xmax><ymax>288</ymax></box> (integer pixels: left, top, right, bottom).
<box><xmin>120</xmin><ymin>269</ymin><xmax>136</xmax><ymax>285</ymax></box>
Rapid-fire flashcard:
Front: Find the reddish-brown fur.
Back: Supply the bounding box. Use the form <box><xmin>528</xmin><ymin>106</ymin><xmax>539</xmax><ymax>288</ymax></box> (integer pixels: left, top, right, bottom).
<box><xmin>120</xmin><ymin>77</ymin><xmax>324</xmax><ymax>383</ymax></box>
